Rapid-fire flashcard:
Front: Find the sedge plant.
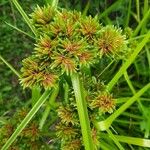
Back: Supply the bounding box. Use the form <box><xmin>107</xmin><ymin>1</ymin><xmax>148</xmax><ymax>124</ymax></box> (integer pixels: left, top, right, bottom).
<box><xmin>1</xmin><ymin>0</ymin><xmax>150</xmax><ymax>150</ymax></box>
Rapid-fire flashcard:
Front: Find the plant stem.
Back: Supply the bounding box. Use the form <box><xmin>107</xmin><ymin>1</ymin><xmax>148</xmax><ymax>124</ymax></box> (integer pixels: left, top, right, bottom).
<box><xmin>98</xmin><ymin>0</ymin><xmax>122</xmax><ymax>19</ymax></box>
<box><xmin>107</xmin><ymin>129</ymin><xmax>125</xmax><ymax>150</ymax></box>
<box><xmin>0</xmin><ymin>54</ymin><xmax>21</xmax><ymax>78</ymax></box>
<box><xmin>5</xmin><ymin>22</ymin><xmax>35</xmax><ymax>39</ymax></box>
<box><xmin>64</xmin><ymin>82</ymin><xmax>69</xmax><ymax>104</ymax></box>
<box><xmin>96</xmin><ymin>83</ymin><xmax>150</xmax><ymax>131</ymax></box>
<box><xmin>2</xmin><ymin>89</ymin><xmax>51</xmax><ymax>150</ymax></box>
<box><xmin>31</xmin><ymin>86</ymin><xmax>41</xmax><ymax>107</ymax></box>
<box><xmin>71</xmin><ymin>73</ymin><xmax>94</xmax><ymax>150</ymax></box>
<box><xmin>51</xmin><ymin>0</ymin><xmax>59</xmax><ymax>8</ymax></box>
<box><xmin>12</xmin><ymin>0</ymin><xmax>37</xmax><ymax>36</ymax></box>
<box><xmin>133</xmin><ymin>8</ymin><xmax>150</xmax><ymax>37</ymax></box>
<box><xmin>124</xmin><ymin>0</ymin><xmax>132</xmax><ymax>27</ymax></box>
<box><xmin>115</xmin><ymin>135</ymin><xmax>150</xmax><ymax>148</ymax></box>
<box><xmin>39</xmin><ymin>86</ymin><xmax>59</xmax><ymax>130</ymax></box>
<box><xmin>100</xmin><ymin>133</ymin><xmax>150</xmax><ymax>148</ymax></box>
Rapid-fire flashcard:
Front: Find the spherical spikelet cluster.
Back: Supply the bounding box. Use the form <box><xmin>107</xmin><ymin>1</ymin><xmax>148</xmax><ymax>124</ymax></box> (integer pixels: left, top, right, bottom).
<box><xmin>20</xmin><ymin>57</ymin><xmax>58</xmax><ymax>89</ymax></box>
<box><xmin>97</xmin><ymin>26</ymin><xmax>127</xmax><ymax>59</ymax></box>
<box><xmin>31</xmin><ymin>5</ymin><xmax>55</xmax><ymax>25</ymax></box>
<box><xmin>20</xmin><ymin>5</ymin><xmax>128</xmax><ymax>89</ymax></box>
<box><xmin>90</xmin><ymin>92</ymin><xmax>115</xmax><ymax>113</ymax></box>
<box><xmin>55</xmin><ymin>123</ymin><xmax>79</xmax><ymax>141</ymax></box>
<box><xmin>56</xmin><ymin>103</ymin><xmax>81</xmax><ymax>149</ymax></box>
<box><xmin>62</xmin><ymin>139</ymin><xmax>81</xmax><ymax>150</ymax></box>
<box><xmin>57</xmin><ymin>105</ymin><xmax>79</xmax><ymax>126</ymax></box>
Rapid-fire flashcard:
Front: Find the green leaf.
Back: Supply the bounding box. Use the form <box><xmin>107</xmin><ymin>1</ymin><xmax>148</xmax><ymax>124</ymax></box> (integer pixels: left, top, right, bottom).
<box><xmin>1</xmin><ymin>89</ymin><xmax>51</xmax><ymax>150</ymax></box>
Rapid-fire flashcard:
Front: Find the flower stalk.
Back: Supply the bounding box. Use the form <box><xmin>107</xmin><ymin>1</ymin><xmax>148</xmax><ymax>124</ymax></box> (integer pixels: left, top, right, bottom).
<box><xmin>71</xmin><ymin>72</ymin><xmax>94</xmax><ymax>150</ymax></box>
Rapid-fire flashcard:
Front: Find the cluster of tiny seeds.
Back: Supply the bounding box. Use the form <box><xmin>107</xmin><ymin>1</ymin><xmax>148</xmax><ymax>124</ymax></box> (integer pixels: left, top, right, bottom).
<box><xmin>0</xmin><ymin>109</ymin><xmax>43</xmax><ymax>149</ymax></box>
<box><xmin>56</xmin><ymin>105</ymin><xmax>82</xmax><ymax>149</ymax></box>
<box><xmin>20</xmin><ymin>5</ymin><xmax>127</xmax><ymax>89</ymax></box>
<box><xmin>90</xmin><ymin>92</ymin><xmax>116</xmax><ymax>114</ymax></box>
<box><xmin>56</xmin><ymin>102</ymin><xmax>101</xmax><ymax>149</ymax></box>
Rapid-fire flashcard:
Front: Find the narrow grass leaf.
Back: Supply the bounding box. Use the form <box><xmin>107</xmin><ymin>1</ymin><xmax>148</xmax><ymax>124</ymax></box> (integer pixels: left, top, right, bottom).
<box><xmin>107</xmin><ymin>129</ymin><xmax>125</xmax><ymax>150</ymax></box>
<box><xmin>114</xmin><ymin>135</ymin><xmax>150</xmax><ymax>148</ymax></box>
<box><xmin>96</xmin><ymin>83</ymin><xmax>150</xmax><ymax>131</ymax></box>
<box><xmin>124</xmin><ymin>0</ymin><xmax>132</xmax><ymax>27</ymax></box>
<box><xmin>39</xmin><ymin>86</ymin><xmax>59</xmax><ymax>130</ymax></box>
<box><xmin>98</xmin><ymin>0</ymin><xmax>122</xmax><ymax>19</ymax></box>
<box><xmin>0</xmin><ymin>54</ymin><xmax>21</xmax><ymax>78</ymax></box>
<box><xmin>107</xmin><ymin>31</ymin><xmax>150</xmax><ymax>91</ymax></box>
<box><xmin>1</xmin><ymin>89</ymin><xmax>51</xmax><ymax>150</ymax></box>
<box><xmin>12</xmin><ymin>0</ymin><xmax>37</xmax><ymax>36</ymax></box>
<box><xmin>133</xmin><ymin>9</ymin><xmax>150</xmax><ymax>37</ymax></box>
<box><xmin>5</xmin><ymin>22</ymin><xmax>35</xmax><ymax>39</ymax></box>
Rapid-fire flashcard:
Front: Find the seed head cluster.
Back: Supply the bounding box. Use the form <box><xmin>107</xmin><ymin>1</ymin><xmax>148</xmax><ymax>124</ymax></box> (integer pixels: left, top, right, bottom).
<box><xmin>20</xmin><ymin>5</ymin><xmax>128</xmax><ymax>89</ymax></box>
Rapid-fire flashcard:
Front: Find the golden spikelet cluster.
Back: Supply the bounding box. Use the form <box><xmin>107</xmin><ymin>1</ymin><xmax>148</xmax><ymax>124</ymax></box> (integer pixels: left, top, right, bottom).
<box><xmin>90</xmin><ymin>92</ymin><xmax>115</xmax><ymax>113</ymax></box>
<box><xmin>31</xmin><ymin>5</ymin><xmax>55</xmax><ymax>25</ymax></box>
<box><xmin>57</xmin><ymin>105</ymin><xmax>79</xmax><ymax>126</ymax></box>
<box><xmin>62</xmin><ymin>139</ymin><xmax>81</xmax><ymax>150</ymax></box>
<box><xmin>20</xmin><ymin>5</ymin><xmax>128</xmax><ymax>89</ymax></box>
<box><xmin>55</xmin><ymin>123</ymin><xmax>79</xmax><ymax>141</ymax></box>
<box><xmin>56</xmin><ymin>104</ymin><xmax>81</xmax><ymax>149</ymax></box>
<box><xmin>97</xmin><ymin>26</ymin><xmax>127</xmax><ymax>59</ymax></box>
<box><xmin>20</xmin><ymin>57</ymin><xmax>58</xmax><ymax>89</ymax></box>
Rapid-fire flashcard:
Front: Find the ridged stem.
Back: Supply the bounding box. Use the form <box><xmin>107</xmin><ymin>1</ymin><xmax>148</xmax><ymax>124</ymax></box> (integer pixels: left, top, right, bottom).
<box><xmin>71</xmin><ymin>73</ymin><xmax>94</xmax><ymax>150</ymax></box>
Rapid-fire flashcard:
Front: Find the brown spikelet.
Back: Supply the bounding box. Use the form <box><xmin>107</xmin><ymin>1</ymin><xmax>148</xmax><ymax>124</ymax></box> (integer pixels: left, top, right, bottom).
<box><xmin>57</xmin><ymin>105</ymin><xmax>79</xmax><ymax>125</ymax></box>
<box><xmin>90</xmin><ymin>92</ymin><xmax>115</xmax><ymax>113</ymax></box>
<box><xmin>41</xmin><ymin>73</ymin><xmax>58</xmax><ymax>89</ymax></box>
<box><xmin>56</xmin><ymin>123</ymin><xmax>79</xmax><ymax>141</ymax></box>
<box><xmin>80</xmin><ymin>16</ymin><xmax>100</xmax><ymax>38</ymax></box>
<box><xmin>97</xmin><ymin>25</ymin><xmax>126</xmax><ymax>58</ymax></box>
<box><xmin>31</xmin><ymin>5</ymin><xmax>55</xmax><ymax>25</ymax></box>
<box><xmin>51</xmin><ymin>55</ymin><xmax>76</xmax><ymax>75</ymax></box>
<box><xmin>62</xmin><ymin>139</ymin><xmax>81</xmax><ymax>150</ymax></box>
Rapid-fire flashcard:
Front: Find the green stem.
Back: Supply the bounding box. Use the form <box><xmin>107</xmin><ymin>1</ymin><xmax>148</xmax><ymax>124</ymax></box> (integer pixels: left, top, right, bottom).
<box><xmin>107</xmin><ymin>31</ymin><xmax>150</xmax><ymax>92</ymax></box>
<box><xmin>39</xmin><ymin>86</ymin><xmax>59</xmax><ymax>130</ymax></box>
<box><xmin>2</xmin><ymin>89</ymin><xmax>51</xmax><ymax>150</ymax></box>
<box><xmin>12</xmin><ymin>0</ymin><xmax>37</xmax><ymax>36</ymax></box>
<box><xmin>96</xmin><ymin>83</ymin><xmax>150</xmax><ymax>131</ymax></box>
<box><xmin>64</xmin><ymin>82</ymin><xmax>69</xmax><ymax>104</ymax></box>
<box><xmin>31</xmin><ymin>86</ymin><xmax>41</xmax><ymax>107</ymax></box>
<box><xmin>124</xmin><ymin>0</ymin><xmax>132</xmax><ymax>27</ymax></box>
<box><xmin>98</xmin><ymin>0</ymin><xmax>122</xmax><ymax>19</ymax></box>
<box><xmin>5</xmin><ymin>22</ymin><xmax>35</xmax><ymax>39</ymax></box>
<box><xmin>136</xmin><ymin>0</ymin><xmax>140</xmax><ymax>22</ymax></box>
<box><xmin>124</xmin><ymin>71</ymin><xmax>145</xmax><ymax>113</ymax></box>
<box><xmin>116</xmin><ymin>135</ymin><xmax>150</xmax><ymax>148</ymax></box>
<box><xmin>107</xmin><ymin>129</ymin><xmax>125</xmax><ymax>150</ymax></box>
<box><xmin>71</xmin><ymin>73</ymin><xmax>94</xmax><ymax>150</ymax></box>
<box><xmin>0</xmin><ymin>54</ymin><xmax>21</xmax><ymax>78</ymax></box>
<box><xmin>132</xmin><ymin>8</ymin><xmax>150</xmax><ymax>37</ymax></box>
<box><xmin>100</xmin><ymin>133</ymin><xmax>150</xmax><ymax>148</ymax></box>
<box><xmin>51</xmin><ymin>0</ymin><xmax>59</xmax><ymax>8</ymax></box>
